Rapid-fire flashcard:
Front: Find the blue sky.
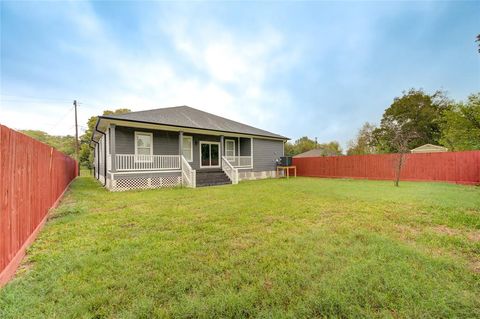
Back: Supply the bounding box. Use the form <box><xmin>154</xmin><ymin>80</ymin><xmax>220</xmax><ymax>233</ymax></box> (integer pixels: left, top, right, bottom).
<box><xmin>1</xmin><ymin>1</ymin><xmax>479</xmax><ymax>147</ymax></box>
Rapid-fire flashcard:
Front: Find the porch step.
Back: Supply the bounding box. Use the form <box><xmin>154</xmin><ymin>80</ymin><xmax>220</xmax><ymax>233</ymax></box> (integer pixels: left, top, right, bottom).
<box><xmin>196</xmin><ymin>171</ymin><xmax>232</xmax><ymax>187</ymax></box>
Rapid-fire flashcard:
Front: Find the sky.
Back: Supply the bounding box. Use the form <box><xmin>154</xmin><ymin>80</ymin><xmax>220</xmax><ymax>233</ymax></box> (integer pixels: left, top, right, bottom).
<box><xmin>1</xmin><ymin>1</ymin><xmax>479</xmax><ymax>148</ymax></box>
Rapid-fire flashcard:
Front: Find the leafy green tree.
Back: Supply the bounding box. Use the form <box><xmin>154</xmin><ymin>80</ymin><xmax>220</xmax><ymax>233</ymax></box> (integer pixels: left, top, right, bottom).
<box><xmin>294</xmin><ymin>136</ymin><xmax>317</xmax><ymax>154</ymax></box>
<box><xmin>285</xmin><ymin>136</ymin><xmax>316</xmax><ymax>156</ymax></box>
<box><xmin>80</xmin><ymin>108</ymin><xmax>131</xmax><ymax>167</ymax></box>
<box><xmin>284</xmin><ymin>141</ymin><xmax>296</xmax><ymax>156</ymax></box>
<box><xmin>317</xmin><ymin>141</ymin><xmax>343</xmax><ymax>156</ymax></box>
<box><xmin>20</xmin><ymin>130</ymin><xmax>75</xmax><ymax>157</ymax></box>
<box><xmin>373</xmin><ymin>89</ymin><xmax>451</xmax><ymax>153</ymax></box>
<box><xmin>347</xmin><ymin>122</ymin><xmax>377</xmax><ymax>155</ymax></box>
<box><xmin>439</xmin><ymin>93</ymin><xmax>480</xmax><ymax>151</ymax></box>
<box><xmin>284</xmin><ymin>137</ymin><xmax>342</xmax><ymax>156</ymax></box>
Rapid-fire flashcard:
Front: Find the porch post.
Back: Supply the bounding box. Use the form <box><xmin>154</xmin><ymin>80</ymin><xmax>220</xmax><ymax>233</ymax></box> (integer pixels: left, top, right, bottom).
<box><xmin>237</xmin><ymin>137</ymin><xmax>240</xmax><ymax>156</ymax></box>
<box><xmin>179</xmin><ymin>131</ymin><xmax>183</xmax><ymax>158</ymax></box>
<box><xmin>250</xmin><ymin>138</ymin><xmax>254</xmax><ymax>168</ymax></box>
<box><xmin>220</xmin><ymin>136</ymin><xmax>224</xmax><ymax>156</ymax></box>
<box><xmin>110</xmin><ymin>124</ymin><xmax>116</xmax><ymax>173</ymax></box>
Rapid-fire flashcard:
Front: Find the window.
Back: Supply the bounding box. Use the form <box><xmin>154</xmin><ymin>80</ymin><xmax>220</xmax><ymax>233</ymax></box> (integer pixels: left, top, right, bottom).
<box><xmin>135</xmin><ymin>132</ymin><xmax>153</xmax><ymax>159</ymax></box>
<box><xmin>182</xmin><ymin>136</ymin><xmax>193</xmax><ymax>162</ymax></box>
<box><xmin>225</xmin><ymin>139</ymin><xmax>236</xmax><ymax>157</ymax></box>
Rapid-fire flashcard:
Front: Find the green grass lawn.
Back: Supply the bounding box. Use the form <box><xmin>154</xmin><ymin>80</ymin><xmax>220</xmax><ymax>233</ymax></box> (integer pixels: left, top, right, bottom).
<box><xmin>1</xmin><ymin>176</ymin><xmax>479</xmax><ymax>318</ymax></box>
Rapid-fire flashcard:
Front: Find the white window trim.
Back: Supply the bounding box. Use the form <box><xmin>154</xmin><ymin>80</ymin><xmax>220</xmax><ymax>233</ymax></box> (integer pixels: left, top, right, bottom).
<box><xmin>182</xmin><ymin>135</ymin><xmax>193</xmax><ymax>162</ymax></box>
<box><xmin>225</xmin><ymin>139</ymin><xmax>236</xmax><ymax>157</ymax></box>
<box><xmin>134</xmin><ymin>131</ymin><xmax>153</xmax><ymax>162</ymax></box>
<box><xmin>199</xmin><ymin>141</ymin><xmax>221</xmax><ymax>168</ymax></box>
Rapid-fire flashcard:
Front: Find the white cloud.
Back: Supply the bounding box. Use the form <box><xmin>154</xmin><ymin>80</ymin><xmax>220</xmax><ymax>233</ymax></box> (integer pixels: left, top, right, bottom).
<box><xmin>1</xmin><ymin>2</ymin><xmax>299</xmax><ymax>139</ymax></box>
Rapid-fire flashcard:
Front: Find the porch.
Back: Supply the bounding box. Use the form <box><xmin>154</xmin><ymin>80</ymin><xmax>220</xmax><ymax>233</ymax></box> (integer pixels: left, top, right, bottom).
<box><xmin>103</xmin><ymin>126</ymin><xmax>255</xmax><ymax>190</ymax></box>
<box><xmin>108</xmin><ymin>154</ymin><xmax>250</xmax><ymax>189</ymax></box>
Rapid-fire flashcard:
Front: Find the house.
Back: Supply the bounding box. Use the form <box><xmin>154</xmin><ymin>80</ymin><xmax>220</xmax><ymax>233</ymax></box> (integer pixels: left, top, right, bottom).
<box><xmin>90</xmin><ymin>106</ymin><xmax>288</xmax><ymax>191</ymax></box>
<box><xmin>410</xmin><ymin>144</ymin><xmax>448</xmax><ymax>154</ymax></box>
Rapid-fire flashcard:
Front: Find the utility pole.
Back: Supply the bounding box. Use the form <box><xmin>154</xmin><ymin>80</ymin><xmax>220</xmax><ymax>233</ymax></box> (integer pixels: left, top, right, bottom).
<box><xmin>73</xmin><ymin>100</ymin><xmax>79</xmax><ymax>162</ymax></box>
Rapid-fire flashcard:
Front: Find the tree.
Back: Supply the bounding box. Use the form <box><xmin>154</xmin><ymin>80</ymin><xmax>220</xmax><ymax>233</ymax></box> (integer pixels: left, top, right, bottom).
<box><xmin>285</xmin><ymin>136</ymin><xmax>316</xmax><ymax>156</ymax></box>
<box><xmin>384</xmin><ymin>119</ymin><xmax>419</xmax><ymax>187</ymax></box>
<box><xmin>79</xmin><ymin>108</ymin><xmax>131</xmax><ymax>167</ymax></box>
<box><xmin>347</xmin><ymin>122</ymin><xmax>377</xmax><ymax>155</ymax></box>
<box><xmin>316</xmin><ymin>141</ymin><xmax>343</xmax><ymax>156</ymax></box>
<box><xmin>439</xmin><ymin>93</ymin><xmax>480</xmax><ymax>151</ymax></box>
<box><xmin>373</xmin><ymin>89</ymin><xmax>451</xmax><ymax>153</ymax></box>
<box><xmin>20</xmin><ymin>130</ymin><xmax>76</xmax><ymax>157</ymax></box>
<box><xmin>284</xmin><ymin>137</ymin><xmax>342</xmax><ymax>156</ymax></box>
<box><xmin>284</xmin><ymin>141</ymin><xmax>296</xmax><ymax>156</ymax></box>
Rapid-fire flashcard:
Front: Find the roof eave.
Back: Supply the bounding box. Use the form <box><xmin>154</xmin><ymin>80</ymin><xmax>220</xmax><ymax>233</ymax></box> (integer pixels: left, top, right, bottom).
<box><xmin>97</xmin><ymin>115</ymin><xmax>290</xmax><ymax>141</ymax></box>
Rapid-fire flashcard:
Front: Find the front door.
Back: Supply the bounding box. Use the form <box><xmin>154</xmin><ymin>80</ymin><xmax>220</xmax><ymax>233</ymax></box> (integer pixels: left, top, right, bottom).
<box><xmin>200</xmin><ymin>142</ymin><xmax>220</xmax><ymax>168</ymax></box>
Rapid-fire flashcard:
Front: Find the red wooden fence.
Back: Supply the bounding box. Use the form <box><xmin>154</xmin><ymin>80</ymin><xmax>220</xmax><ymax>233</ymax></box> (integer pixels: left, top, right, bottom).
<box><xmin>0</xmin><ymin>125</ymin><xmax>78</xmax><ymax>286</ymax></box>
<box><xmin>293</xmin><ymin>151</ymin><xmax>480</xmax><ymax>185</ymax></box>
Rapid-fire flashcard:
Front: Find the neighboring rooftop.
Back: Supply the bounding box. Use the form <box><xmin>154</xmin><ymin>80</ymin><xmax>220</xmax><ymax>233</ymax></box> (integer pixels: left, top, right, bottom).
<box><xmin>410</xmin><ymin>144</ymin><xmax>448</xmax><ymax>153</ymax></box>
<box><xmin>293</xmin><ymin>149</ymin><xmax>337</xmax><ymax>158</ymax></box>
<box><xmin>100</xmin><ymin>106</ymin><xmax>288</xmax><ymax>140</ymax></box>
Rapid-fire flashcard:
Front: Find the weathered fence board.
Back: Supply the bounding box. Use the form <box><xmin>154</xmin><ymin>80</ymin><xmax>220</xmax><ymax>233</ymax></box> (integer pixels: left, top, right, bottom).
<box><xmin>293</xmin><ymin>151</ymin><xmax>480</xmax><ymax>185</ymax></box>
<box><xmin>0</xmin><ymin>125</ymin><xmax>78</xmax><ymax>286</ymax></box>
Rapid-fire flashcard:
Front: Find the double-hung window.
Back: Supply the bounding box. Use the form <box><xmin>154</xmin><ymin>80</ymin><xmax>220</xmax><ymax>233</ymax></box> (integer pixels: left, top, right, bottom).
<box><xmin>182</xmin><ymin>136</ymin><xmax>193</xmax><ymax>162</ymax></box>
<box><xmin>135</xmin><ymin>132</ymin><xmax>153</xmax><ymax>161</ymax></box>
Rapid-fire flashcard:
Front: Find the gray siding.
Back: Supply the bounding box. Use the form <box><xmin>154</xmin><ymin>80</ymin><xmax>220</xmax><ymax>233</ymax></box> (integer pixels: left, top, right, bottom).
<box><xmin>115</xmin><ymin>126</ymin><xmax>179</xmax><ymax>155</ymax></box>
<box><xmin>95</xmin><ymin>134</ymin><xmax>106</xmax><ymax>182</ymax></box>
<box><xmin>252</xmin><ymin>138</ymin><xmax>284</xmax><ymax>172</ymax></box>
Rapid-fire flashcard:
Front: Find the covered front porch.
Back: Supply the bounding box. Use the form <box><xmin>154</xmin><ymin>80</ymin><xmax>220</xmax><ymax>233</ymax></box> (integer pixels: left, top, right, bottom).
<box><xmin>104</xmin><ymin>125</ymin><xmax>254</xmax><ymax>189</ymax></box>
<box><xmin>111</xmin><ymin>135</ymin><xmax>253</xmax><ymax>172</ymax></box>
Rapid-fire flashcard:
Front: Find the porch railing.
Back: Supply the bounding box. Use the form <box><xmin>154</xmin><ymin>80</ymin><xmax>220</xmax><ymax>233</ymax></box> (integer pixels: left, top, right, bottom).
<box><xmin>181</xmin><ymin>156</ymin><xmax>196</xmax><ymax>188</ymax></box>
<box><xmin>224</xmin><ymin>156</ymin><xmax>253</xmax><ymax>168</ymax></box>
<box><xmin>115</xmin><ymin>154</ymin><xmax>181</xmax><ymax>171</ymax></box>
<box><xmin>222</xmin><ymin>156</ymin><xmax>238</xmax><ymax>184</ymax></box>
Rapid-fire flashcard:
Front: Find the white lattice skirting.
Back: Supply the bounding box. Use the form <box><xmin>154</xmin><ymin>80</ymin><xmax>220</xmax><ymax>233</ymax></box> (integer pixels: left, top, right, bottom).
<box><xmin>110</xmin><ymin>176</ymin><xmax>182</xmax><ymax>191</ymax></box>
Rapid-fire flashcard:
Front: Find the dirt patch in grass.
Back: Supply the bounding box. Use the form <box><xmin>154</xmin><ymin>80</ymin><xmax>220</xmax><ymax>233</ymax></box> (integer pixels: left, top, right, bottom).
<box><xmin>432</xmin><ymin>225</ymin><xmax>480</xmax><ymax>242</ymax></box>
<box><xmin>433</xmin><ymin>225</ymin><xmax>459</xmax><ymax>236</ymax></box>
<box><xmin>15</xmin><ymin>259</ymin><xmax>34</xmax><ymax>277</ymax></box>
<box><xmin>467</xmin><ymin>232</ymin><xmax>480</xmax><ymax>242</ymax></box>
<box><xmin>394</xmin><ymin>224</ymin><xmax>421</xmax><ymax>240</ymax></box>
<box><xmin>470</xmin><ymin>261</ymin><xmax>480</xmax><ymax>273</ymax></box>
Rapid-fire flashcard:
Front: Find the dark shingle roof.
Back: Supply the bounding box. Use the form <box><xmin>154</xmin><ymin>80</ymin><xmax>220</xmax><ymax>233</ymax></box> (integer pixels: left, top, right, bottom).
<box><xmin>293</xmin><ymin>149</ymin><xmax>325</xmax><ymax>158</ymax></box>
<box><xmin>101</xmin><ymin>106</ymin><xmax>287</xmax><ymax>139</ymax></box>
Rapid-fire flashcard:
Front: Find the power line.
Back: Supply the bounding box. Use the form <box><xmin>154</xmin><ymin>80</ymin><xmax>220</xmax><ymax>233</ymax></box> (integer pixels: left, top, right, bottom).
<box><xmin>0</xmin><ymin>94</ymin><xmax>73</xmax><ymax>102</ymax></box>
<box><xmin>46</xmin><ymin>105</ymin><xmax>75</xmax><ymax>130</ymax></box>
<box><xmin>0</xmin><ymin>99</ymin><xmax>75</xmax><ymax>105</ymax></box>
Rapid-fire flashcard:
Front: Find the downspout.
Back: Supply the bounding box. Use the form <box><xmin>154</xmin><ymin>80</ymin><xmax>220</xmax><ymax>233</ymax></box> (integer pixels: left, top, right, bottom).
<box><xmin>89</xmin><ymin>145</ymin><xmax>96</xmax><ymax>178</ymax></box>
<box><xmin>94</xmin><ymin>128</ymin><xmax>107</xmax><ymax>187</ymax></box>
<box><xmin>90</xmin><ymin>141</ymin><xmax>99</xmax><ymax>179</ymax></box>
<box><xmin>102</xmin><ymin>131</ymin><xmax>107</xmax><ymax>187</ymax></box>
